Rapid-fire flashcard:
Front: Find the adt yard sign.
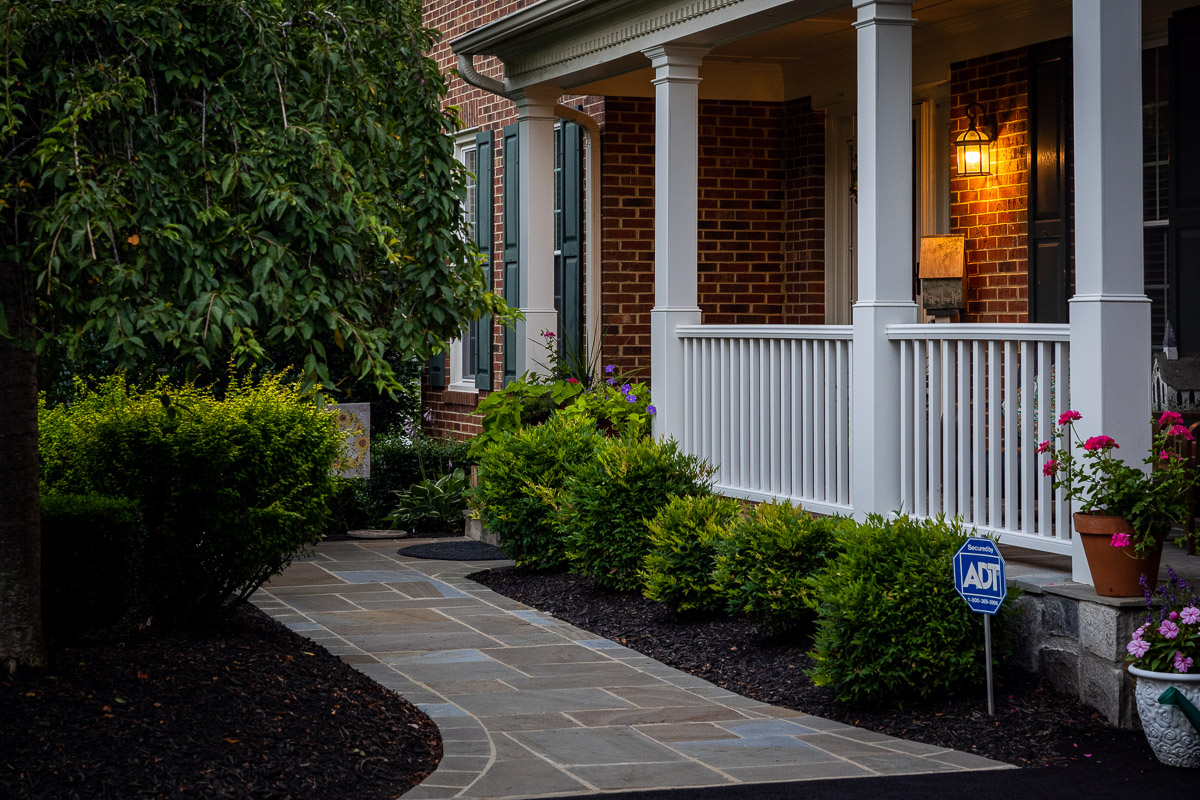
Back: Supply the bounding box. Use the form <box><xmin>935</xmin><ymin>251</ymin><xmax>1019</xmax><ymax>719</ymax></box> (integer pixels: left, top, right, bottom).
<box><xmin>953</xmin><ymin>537</ymin><xmax>1006</xmax><ymax>615</ymax></box>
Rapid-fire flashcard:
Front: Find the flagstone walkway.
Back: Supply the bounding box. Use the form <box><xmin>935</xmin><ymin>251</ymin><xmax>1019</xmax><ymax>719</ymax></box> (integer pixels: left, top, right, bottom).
<box><xmin>252</xmin><ymin>538</ymin><xmax>1011</xmax><ymax>799</ymax></box>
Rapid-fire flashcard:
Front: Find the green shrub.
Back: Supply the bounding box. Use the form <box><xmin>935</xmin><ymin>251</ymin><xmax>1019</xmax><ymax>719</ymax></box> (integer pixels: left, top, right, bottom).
<box><xmin>346</xmin><ymin>431</ymin><xmax>472</xmax><ymax>528</ymax></box>
<box><xmin>713</xmin><ymin>502</ymin><xmax>849</xmax><ymax>630</ymax></box>
<box><xmin>39</xmin><ymin>372</ymin><xmax>341</xmax><ymax>624</ymax></box>
<box><xmin>641</xmin><ymin>494</ymin><xmax>742</xmax><ymax>614</ymax></box>
<box><xmin>386</xmin><ymin>468</ymin><xmax>469</xmax><ymax>534</ymax></box>
<box><xmin>561</xmin><ymin>437</ymin><xmax>713</xmax><ymax>591</ymax></box>
<box><xmin>473</xmin><ymin>416</ymin><xmax>603</xmax><ymax>569</ymax></box>
<box><xmin>807</xmin><ymin>514</ymin><xmax>1017</xmax><ymax>707</ymax></box>
<box><xmin>40</xmin><ymin>490</ymin><xmax>145</xmax><ymax>643</ymax></box>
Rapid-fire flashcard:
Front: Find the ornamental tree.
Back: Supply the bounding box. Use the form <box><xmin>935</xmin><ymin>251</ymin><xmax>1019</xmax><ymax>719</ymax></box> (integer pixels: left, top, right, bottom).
<box><xmin>0</xmin><ymin>0</ymin><xmax>504</xmax><ymax>670</ymax></box>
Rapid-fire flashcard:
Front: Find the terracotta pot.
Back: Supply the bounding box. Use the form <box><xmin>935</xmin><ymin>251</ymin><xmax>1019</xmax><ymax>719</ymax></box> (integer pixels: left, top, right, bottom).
<box><xmin>1073</xmin><ymin>513</ymin><xmax>1165</xmax><ymax>597</ymax></box>
<box><xmin>1129</xmin><ymin>665</ymin><xmax>1200</xmax><ymax>768</ymax></box>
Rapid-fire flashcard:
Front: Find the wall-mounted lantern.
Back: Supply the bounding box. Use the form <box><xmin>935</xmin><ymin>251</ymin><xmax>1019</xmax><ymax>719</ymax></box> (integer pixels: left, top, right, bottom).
<box><xmin>955</xmin><ymin>102</ymin><xmax>993</xmax><ymax>176</ymax></box>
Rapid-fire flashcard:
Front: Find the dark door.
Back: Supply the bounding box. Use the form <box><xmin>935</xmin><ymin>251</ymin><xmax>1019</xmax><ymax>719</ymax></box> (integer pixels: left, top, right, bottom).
<box><xmin>1170</xmin><ymin>8</ymin><xmax>1200</xmax><ymax>354</ymax></box>
<box><xmin>1027</xmin><ymin>39</ymin><xmax>1072</xmax><ymax>324</ymax></box>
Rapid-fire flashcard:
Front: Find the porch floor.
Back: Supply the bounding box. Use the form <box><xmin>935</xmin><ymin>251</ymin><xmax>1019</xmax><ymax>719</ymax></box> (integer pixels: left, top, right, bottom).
<box><xmin>252</xmin><ymin>538</ymin><xmax>1011</xmax><ymax>800</ymax></box>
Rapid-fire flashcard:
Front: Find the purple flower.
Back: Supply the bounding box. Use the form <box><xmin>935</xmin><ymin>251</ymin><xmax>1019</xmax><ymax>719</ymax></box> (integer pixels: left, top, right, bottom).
<box><xmin>1127</xmin><ymin>638</ymin><xmax>1151</xmax><ymax>658</ymax></box>
<box><xmin>606</xmin><ymin>378</ymin><xmax>616</xmax><ymax>386</ymax></box>
<box><xmin>621</xmin><ymin>383</ymin><xmax>631</xmax><ymax>394</ymax></box>
<box><xmin>1181</xmin><ymin>606</ymin><xmax>1200</xmax><ymax>625</ymax></box>
<box><xmin>646</xmin><ymin>405</ymin><xmax>657</xmax><ymax>415</ymax></box>
<box><xmin>626</xmin><ymin>394</ymin><xmax>637</xmax><ymax>403</ymax></box>
<box><xmin>1175</xmin><ymin>652</ymin><xmax>1194</xmax><ymax>673</ymax></box>
<box><xmin>605</xmin><ymin>364</ymin><xmax>615</xmax><ymax>374</ymax></box>
<box><xmin>1160</xmin><ymin>619</ymin><xmax>1180</xmax><ymax>639</ymax></box>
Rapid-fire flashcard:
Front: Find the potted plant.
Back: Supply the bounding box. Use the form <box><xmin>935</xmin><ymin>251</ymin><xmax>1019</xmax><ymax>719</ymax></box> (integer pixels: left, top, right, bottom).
<box><xmin>1041</xmin><ymin>410</ymin><xmax>1197</xmax><ymax>596</ymax></box>
<box><xmin>1126</xmin><ymin>568</ymin><xmax>1200</xmax><ymax>767</ymax></box>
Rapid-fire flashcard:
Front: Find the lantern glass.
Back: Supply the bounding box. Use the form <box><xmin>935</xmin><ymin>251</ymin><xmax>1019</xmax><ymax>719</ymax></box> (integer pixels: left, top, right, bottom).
<box><xmin>955</xmin><ymin>104</ymin><xmax>992</xmax><ymax>176</ymax></box>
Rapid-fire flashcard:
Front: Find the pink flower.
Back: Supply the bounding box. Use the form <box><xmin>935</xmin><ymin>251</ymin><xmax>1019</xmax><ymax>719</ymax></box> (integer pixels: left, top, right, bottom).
<box><xmin>1170</xmin><ymin>611</ymin><xmax>1180</xmax><ymax>620</ymax></box>
<box><xmin>1133</xmin><ymin>624</ymin><xmax>1149</xmax><ymax>641</ymax></box>
<box><xmin>1181</xmin><ymin>606</ymin><xmax>1200</xmax><ymax>625</ymax></box>
<box><xmin>1160</xmin><ymin>411</ymin><xmax>1184</xmax><ymax>427</ymax></box>
<box><xmin>1109</xmin><ymin>532</ymin><xmax>1132</xmax><ymax>548</ymax></box>
<box><xmin>1058</xmin><ymin>410</ymin><xmax>1082</xmax><ymax>425</ymax></box>
<box><xmin>566</xmin><ymin>378</ymin><xmax>579</xmax><ymax>384</ymax></box>
<box><xmin>1160</xmin><ymin>620</ymin><xmax>1180</xmax><ymax>639</ymax></box>
<box><xmin>1127</xmin><ymin>638</ymin><xmax>1151</xmax><ymax>658</ymax></box>
<box><xmin>1175</xmin><ymin>652</ymin><xmax>1194</xmax><ymax>674</ymax></box>
<box><xmin>1160</xmin><ymin>450</ymin><xmax>1173</xmax><ymax>461</ymax></box>
<box><xmin>541</xmin><ymin>330</ymin><xmax>556</xmax><ymax>338</ymax></box>
<box><xmin>1083</xmin><ymin>435</ymin><xmax>1119</xmax><ymax>451</ymax></box>
<box><xmin>1042</xmin><ymin>460</ymin><xmax>1058</xmax><ymax>477</ymax></box>
<box><xmin>1036</xmin><ymin>440</ymin><xmax>1052</xmax><ymax>454</ymax></box>
<box><xmin>1168</xmin><ymin>424</ymin><xmax>1195</xmax><ymax>441</ymax></box>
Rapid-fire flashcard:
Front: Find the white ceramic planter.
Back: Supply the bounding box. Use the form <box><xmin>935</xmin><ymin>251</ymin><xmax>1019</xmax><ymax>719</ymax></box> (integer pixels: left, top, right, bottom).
<box><xmin>1129</xmin><ymin>664</ymin><xmax>1200</xmax><ymax>768</ymax></box>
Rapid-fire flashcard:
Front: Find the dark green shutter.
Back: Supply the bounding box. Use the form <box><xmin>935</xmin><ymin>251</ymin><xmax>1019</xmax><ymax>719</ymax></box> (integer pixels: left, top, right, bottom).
<box><xmin>502</xmin><ymin>123</ymin><xmax>520</xmax><ymax>387</ymax></box>
<box><xmin>428</xmin><ymin>350</ymin><xmax>446</xmax><ymax>389</ymax></box>
<box><xmin>473</xmin><ymin>130</ymin><xmax>495</xmax><ymax>390</ymax></box>
<box><xmin>557</xmin><ymin>122</ymin><xmax>585</xmax><ymax>368</ymax></box>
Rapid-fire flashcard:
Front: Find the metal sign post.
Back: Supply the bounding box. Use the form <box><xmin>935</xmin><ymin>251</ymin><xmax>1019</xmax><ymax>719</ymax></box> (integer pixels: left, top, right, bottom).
<box><xmin>952</xmin><ymin>537</ymin><xmax>1007</xmax><ymax>716</ymax></box>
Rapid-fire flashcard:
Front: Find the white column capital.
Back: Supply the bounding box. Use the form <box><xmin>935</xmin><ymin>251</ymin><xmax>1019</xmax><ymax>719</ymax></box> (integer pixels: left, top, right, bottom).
<box><xmin>853</xmin><ymin>0</ymin><xmax>916</xmax><ymax>28</ymax></box>
<box><xmin>642</xmin><ymin>44</ymin><xmax>709</xmax><ymax>77</ymax></box>
<box><xmin>511</xmin><ymin>87</ymin><xmax>562</xmax><ymax>121</ymax></box>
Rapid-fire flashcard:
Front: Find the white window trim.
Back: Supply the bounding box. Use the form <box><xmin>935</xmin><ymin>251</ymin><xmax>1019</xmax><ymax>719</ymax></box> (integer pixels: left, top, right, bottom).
<box><xmin>449</xmin><ymin>129</ymin><xmax>480</xmax><ymax>393</ymax></box>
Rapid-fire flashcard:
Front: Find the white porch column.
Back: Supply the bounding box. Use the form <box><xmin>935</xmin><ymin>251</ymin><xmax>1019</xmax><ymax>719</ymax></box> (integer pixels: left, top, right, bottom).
<box><xmin>644</xmin><ymin>45</ymin><xmax>708</xmax><ymax>442</ymax></box>
<box><xmin>850</xmin><ymin>0</ymin><xmax>919</xmax><ymax>519</ymax></box>
<box><xmin>513</xmin><ymin>88</ymin><xmax>560</xmax><ymax>377</ymax></box>
<box><xmin>1068</xmin><ymin>0</ymin><xmax>1150</xmax><ymax>583</ymax></box>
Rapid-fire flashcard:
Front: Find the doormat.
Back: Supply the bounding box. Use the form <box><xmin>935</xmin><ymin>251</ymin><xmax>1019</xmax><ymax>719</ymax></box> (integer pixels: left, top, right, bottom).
<box><xmin>397</xmin><ymin>540</ymin><xmax>506</xmax><ymax>561</ymax></box>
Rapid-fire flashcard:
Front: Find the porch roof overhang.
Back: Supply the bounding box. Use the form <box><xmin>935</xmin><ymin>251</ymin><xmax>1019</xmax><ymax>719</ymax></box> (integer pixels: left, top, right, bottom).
<box><xmin>449</xmin><ymin>0</ymin><xmax>846</xmax><ymax>93</ymax></box>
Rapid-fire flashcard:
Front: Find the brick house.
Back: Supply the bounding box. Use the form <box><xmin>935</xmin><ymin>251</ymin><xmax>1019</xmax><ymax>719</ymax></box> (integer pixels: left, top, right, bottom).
<box><xmin>422</xmin><ymin>0</ymin><xmax>1200</xmax><ymax>591</ymax></box>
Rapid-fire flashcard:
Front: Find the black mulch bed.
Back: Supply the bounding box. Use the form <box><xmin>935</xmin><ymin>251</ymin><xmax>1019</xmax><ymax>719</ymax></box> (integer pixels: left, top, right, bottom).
<box><xmin>469</xmin><ymin>567</ymin><xmax>1176</xmax><ymax>775</ymax></box>
<box><xmin>398</xmin><ymin>540</ymin><xmax>506</xmax><ymax>561</ymax></box>
<box><xmin>1</xmin><ymin>605</ymin><xmax>440</xmax><ymax>800</ymax></box>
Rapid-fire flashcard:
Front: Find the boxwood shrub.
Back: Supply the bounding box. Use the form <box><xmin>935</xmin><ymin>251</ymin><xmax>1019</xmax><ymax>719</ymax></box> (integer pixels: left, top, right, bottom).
<box><xmin>712</xmin><ymin>501</ymin><xmax>848</xmax><ymax>630</ymax></box>
<box><xmin>806</xmin><ymin>513</ymin><xmax>1016</xmax><ymax>706</ymax></box>
<box><xmin>39</xmin><ymin>373</ymin><xmax>341</xmax><ymax>624</ymax></box>
<box><xmin>473</xmin><ymin>416</ymin><xmax>602</xmax><ymax>569</ymax></box>
<box><xmin>561</xmin><ymin>437</ymin><xmax>713</xmax><ymax>591</ymax></box>
<box><xmin>40</xmin><ymin>490</ymin><xmax>145</xmax><ymax>642</ymax></box>
<box><xmin>642</xmin><ymin>494</ymin><xmax>742</xmax><ymax>614</ymax></box>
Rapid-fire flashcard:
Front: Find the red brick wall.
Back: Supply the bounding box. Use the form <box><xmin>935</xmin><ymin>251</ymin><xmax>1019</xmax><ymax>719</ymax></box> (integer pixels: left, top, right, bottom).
<box><xmin>950</xmin><ymin>48</ymin><xmax>1030</xmax><ymax>323</ymax></box>
<box><xmin>783</xmin><ymin>98</ymin><xmax>826</xmax><ymax>323</ymax></box>
<box><xmin>599</xmin><ymin>97</ymin><xmax>827</xmax><ymax>377</ymax></box>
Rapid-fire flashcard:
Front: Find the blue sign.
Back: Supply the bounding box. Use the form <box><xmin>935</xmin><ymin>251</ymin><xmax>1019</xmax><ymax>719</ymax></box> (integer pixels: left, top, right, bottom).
<box><xmin>953</xmin><ymin>537</ymin><xmax>1006</xmax><ymax>615</ymax></box>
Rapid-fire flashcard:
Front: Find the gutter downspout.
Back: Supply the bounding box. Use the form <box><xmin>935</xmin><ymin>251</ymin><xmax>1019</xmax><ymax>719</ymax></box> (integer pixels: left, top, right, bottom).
<box><xmin>456</xmin><ymin>53</ymin><xmax>603</xmax><ymax>376</ymax></box>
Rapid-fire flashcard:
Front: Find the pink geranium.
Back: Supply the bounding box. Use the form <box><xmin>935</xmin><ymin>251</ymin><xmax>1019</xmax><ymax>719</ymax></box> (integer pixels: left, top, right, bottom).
<box><xmin>1110</xmin><ymin>532</ymin><xmax>1132</xmax><ymax>548</ymax></box>
<box><xmin>1042</xmin><ymin>460</ymin><xmax>1058</xmax><ymax>477</ymax></box>
<box><xmin>1083</xmin><ymin>435</ymin><xmax>1118</xmax><ymax>451</ymax></box>
<box><xmin>1058</xmin><ymin>410</ymin><xmax>1082</xmax><ymax>425</ymax></box>
<box><xmin>1160</xmin><ymin>411</ymin><xmax>1184</xmax><ymax>427</ymax></box>
<box><xmin>1168</xmin><ymin>424</ymin><xmax>1195</xmax><ymax>442</ymax></box>
<box><xmin>1036</xmin><ymin>440</ymin><xmax>1051</xmax><ymax>454</ymax></box>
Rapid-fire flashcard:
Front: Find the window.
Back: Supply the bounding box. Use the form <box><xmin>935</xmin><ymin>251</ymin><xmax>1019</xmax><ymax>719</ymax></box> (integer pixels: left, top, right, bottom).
<box><xmin>450</xmin><ymin>133</ymin><xmax>479</xmax><ymax>390</ymax></box>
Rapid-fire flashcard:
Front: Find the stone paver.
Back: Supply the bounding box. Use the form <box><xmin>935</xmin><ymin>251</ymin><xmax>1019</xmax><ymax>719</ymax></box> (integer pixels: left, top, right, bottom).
<box><xmin>253</xmin><ymin>538</ymin><xmax>1013</xmax><ymax>799</ymax></box>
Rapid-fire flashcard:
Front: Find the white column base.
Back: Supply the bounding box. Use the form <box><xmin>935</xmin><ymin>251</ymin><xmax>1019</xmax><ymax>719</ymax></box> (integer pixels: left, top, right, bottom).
<box><xmin>1068</xmin><ymin>293</ymin><xmax>1151</xmax><ymax>584</ymax></box>
<box><xmin>651</xmin><ymin>306</ymin><xmax>701</xmax><ymax>442</ymax></box>
<box><xmin>850</xmin><ymin>300</ymin><xmax>919</xmax><ymax>520</ymax></box>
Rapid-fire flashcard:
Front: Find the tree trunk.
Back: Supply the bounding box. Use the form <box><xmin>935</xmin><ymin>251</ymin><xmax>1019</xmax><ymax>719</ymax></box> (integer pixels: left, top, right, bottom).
<box><xmin>0</xmin><ymin>257</ymin><xmax>45</xmax><ymax>672</ymax></box>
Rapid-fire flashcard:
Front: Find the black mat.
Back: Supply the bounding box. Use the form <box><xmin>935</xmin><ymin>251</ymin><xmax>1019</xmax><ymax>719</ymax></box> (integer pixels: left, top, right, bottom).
<box><xmin>397</xmin><ymin>540</ymin><xmax>506</xmax><ymax>561</ymax></box>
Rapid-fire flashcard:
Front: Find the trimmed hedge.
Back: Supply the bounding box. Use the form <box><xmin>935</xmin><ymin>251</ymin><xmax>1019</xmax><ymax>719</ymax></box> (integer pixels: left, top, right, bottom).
<box><xmin>713</xmin><ymin>502</ymin><xmax>848</xmax><ymax>630</ymax></box>
<box><xmin>474</xmin><ymin>415</ymin><xmax>603</xmax><ymax>569</ymax></box>
<box><xmin>561</xmin><ymin>437</ymin><xmax>713</xmax><ymax>591</ymax></box>
<box><xmin>807</xmin><ymin>514</ymin><xmax>1017</xmax><ymax>706</ymax></box>
<box><xmin>642</xmin><ymin>494</ymin><xmax>742</xmax><ymax>614</ymax></box>
<box><xmin>40</xmin><ymin>490</ymin><xmax>144</xmax><ymax>642</ymax></box>
<box><xmin>39</xmin><ymin>373</ymin><xmax>341</xmax><ymax>624</ymax></box>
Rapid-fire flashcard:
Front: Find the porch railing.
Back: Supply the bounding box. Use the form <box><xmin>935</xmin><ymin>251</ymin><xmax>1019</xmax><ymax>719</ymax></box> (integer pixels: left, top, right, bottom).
<box><xmin>677</xmin><ymin>325</ymin><xmax>853</xmax><ymax>517</ymax></box>
<box><xmin>889</xmin><ymin>323</ymin><xmax>1072</xmax><ymax>553</ymax></box>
